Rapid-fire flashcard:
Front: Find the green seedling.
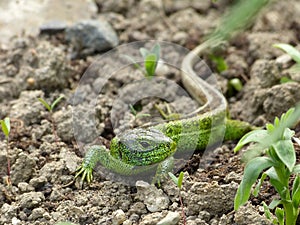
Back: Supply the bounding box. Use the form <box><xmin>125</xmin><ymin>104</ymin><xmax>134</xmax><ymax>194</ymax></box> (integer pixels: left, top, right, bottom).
<box><xmin>234</xmin><ymin>106</ymin><xmax>300</xmax><ymax>225</ymax></box>
<box><xmin>209</xmin><ymin>54</ymin><xmax>228</xmax><ymax>73</ymax></box>
<box><xmin>124</xmin><ymin>43</ymin><xmax>160</xmax><ymax>79</ymax></box>
<box><xmin>169</xmin><ymin>171</ymin><xmax>186</xmax><ymax>225</ymax></box>
<box><xmin>273</xmin><ymin>43</ymin><xmax>300</xmax><ymax>73</ymax></box>
<box><xmin>0</xmin><ymin>117</ymin><xmax>11</xmax><ymax>185</ymax></box>
<box><xmin>229</xmin><ymin>78</ymin><xmax>243</xmax><ymax>92</ymax></box>
<box><xmin>38</xmin><ymin>96</ymin><xmax>64</xmax><ymax>142</ymax></box>
<box><xmin>129</xmin><ymin>104</ymin><xmax>151</xmax><ymax>120</ymax></box>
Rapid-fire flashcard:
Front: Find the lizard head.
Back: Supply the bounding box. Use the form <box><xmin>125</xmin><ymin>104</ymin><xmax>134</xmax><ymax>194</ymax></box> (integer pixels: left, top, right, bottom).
<box><xmin>110</xmin><ymin>128</ymin><xmax>176</xmax><ymax>166</ymax></box>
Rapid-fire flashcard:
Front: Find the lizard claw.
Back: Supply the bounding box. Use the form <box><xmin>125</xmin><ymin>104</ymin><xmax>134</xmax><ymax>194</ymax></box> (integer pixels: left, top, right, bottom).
<box><xmin>75</xmin><ymin>164</ymin><xmax>93</xmax><ymax>183</ymax></box>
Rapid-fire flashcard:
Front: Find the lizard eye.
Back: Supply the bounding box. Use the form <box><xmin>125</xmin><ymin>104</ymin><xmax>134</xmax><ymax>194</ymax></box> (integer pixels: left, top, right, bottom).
<box><xmin>140</xmin><ymin>141</ymin><xmax>150</xmax><ymax>149</ymax></box>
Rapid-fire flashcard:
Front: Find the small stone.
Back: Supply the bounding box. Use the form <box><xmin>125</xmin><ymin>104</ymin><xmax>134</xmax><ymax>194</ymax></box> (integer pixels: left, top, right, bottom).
<box><xmin>18</xmin><ymin>182</ymin><xmax>35</xmax><ymax>193</ymax></box>
<box><xmin>11</xmin><ymin>217</ymin><xmax>21</xmax><ymax>225</ymax></box>
<box><xmin>18</xmin><ymin>192</ymin><xmax>45</xmax><ymax>209</ymax></box>
<box><xmin>111</xmin><ymin>209</ymin><xmax>126</xmax><ymax>225</ymax></box>
<box><xmin>136</xmin><ymin>181</ymin><xmax>169</xmax><ymax>212</ymax></box>
<box><xmin>40</xmin><ymin>20</ymin><xmax>67</xmax><ymax>34</ymax></box>
<box><xmin>66</xmin><ymin>19</ymin><xmax>119</xmax><ymax>55</ymax></box>
<box><xmin>29</xmin><ymin>176</ymin><xmax>47</xmax><ymax>189</ymax></box>
<box><xmin>139</xmin><ymin>212</ymin><xmax>165</xmax><ymax>225</ymax></box>
<box><xmin>157</xmin><ymin>211</ymin><xmax>180</xmax><ymax>225</ymax></box>
<box><xmin>28</xmin><ymin>207</ymin><xmax>46</xmax><ymax>220</ymax></box>
<box><xmin>11</xmin><ymin>152</ymin><xmax>36</xmax><ymax>185</ymax></box>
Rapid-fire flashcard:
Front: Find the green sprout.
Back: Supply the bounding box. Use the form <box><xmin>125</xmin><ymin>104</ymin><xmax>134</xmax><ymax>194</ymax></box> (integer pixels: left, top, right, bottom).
<box><xmin>0</xmin><ymin>117</ymin><xmax>11</xmax><ymax>185</ymax></box>
<box><xmin>273</xmin><ymin>43</ymin><xmax>300</xmax><ymax>73</ymax></box>
<box><xmin>209</xmin><ymin>54</ymin><xmax>228</xmax><ymax>73</ymax></box>
<box><xmin>129</xmin><ymin>104</ymin><xmax>151</xmax><ymax>120</ymax></box>
<box><xmin>169</xmin><ymin>171</ymin><xmax>186</xmax><ymax>225</ymax></box>
<box><xmin>38</xmin><ymin>96</ymin><xmax>64</xmax><ymax>142</ymax></box>
<box><xmin>124</xmin><ymin>43</ymin><xmax>160</xmax><ymax>79</ymax></box>
<box><xmin>234</xmin><ymin>106</ymin><xmax>300</xmax><ymax>225</ymax></box>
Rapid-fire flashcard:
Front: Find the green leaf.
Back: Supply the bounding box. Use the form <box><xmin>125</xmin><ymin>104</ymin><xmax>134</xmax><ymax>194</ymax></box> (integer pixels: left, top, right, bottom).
<box><xmin>140</xmin><ymin>48</ymin><xmax>149</xmax><ymax>59</ymax></box>
<box><xmin>177</xmin><ymin>171</ymin><xmax>184</xmax><ymax>189</ymax></box>
<box><xmin>262</xmin><ymin>201</ymin><xmax>273</xmax><ymax>220</ymax></box>
<box><xmin>234</xmin><ymin>157</ymin><xmax>274</xmax><ymax>210</ymax></box>
<box><xmin>265</xmin><ymin>167</ymin><xmax>286</xmax><ymax>198</ymax></box>
<box><xmin>266</xmin><ymin>123</ymin><xmax>275</xmax><ymax>132</ymax></box>
<box><xmin>234</xmin><ymin>130</ymin><xmax>268</xmax><ymax>153</ymax></box>
<box><xmin>253</xmin><ymin>173</ymin><xmax>267</xmax><ymax>197</ymax></box>
<box><xmin>209</xmin><ymin>54</ymin><xmax>228</xmax><ymax>72</ymax></box>
<box><xmin>272</xmin><ymin>140</ymin><xmax>295</xmax><ymax>172</ymax></box>
<box><xmin>51</xmin><ymin>96</ymin><xmax>64</xmax><ymax>111</ymax></box>
<box><xmin>38</xmin><ymin>98</ymin><xmax>51</xmax><ymax>111</ymax></box>
<box><xmin>151</xmin><ymin>44</ymin><xmax>160</xmax><ymax>61</ymax></box>
<box><xmin>122</xmin><ymin>55</ymin><xmax>144</xmax><ymax>71</ymax></box>
<box><xmin>273</xmin><ymin>43</ymin><xmax>300</xmax><ymax>64</ymax></box>
<box><xmin>290</xmin><ymin>64</ymin><xmax>300</xmax><ymax>73</ymax></box>
<box><xmin>280</xmin><ymin>76</ymin><xmax>294</xmax><ymax>84</ymax></box>
<box><xmin>0</xmin><ymin>117</ymin><xmax>10</xmax><ymax>137</ymax></box>
<box><xmin>275</xmin><ymin>207</ymin><xmax>284</xmax><ymax>225</ymax></box>
<box><xmin>292</xmin><ymin>175</ymin><xmax>300</xmax><ymax>209</ymax></box>
<box><xmin>144</xmin><ymin>53</ymin><xmax>157</xmax><ymax>78</ymax></box>
<box><xmin>292</xmin><ymin>164</ymin><xmax>300</xmax><ymax>174</ymax></box>
<box><xmin>282</xmin><ymin>128</ymin><xmax>295</xmax><ymax>140</ymax></box>
<box><xmin>168</xmin><ymin>172</ymin><xmax>179</xmax><ymax>186</ymax></box>
<box><xmin>229</xmin><ymin>78</ymin><xmax>243</xmax><ymax>91</ymax></box>
<box><xmin>269</xmin><ymin>198</ymin><xmax>281</xmax><ymax>210</ymax></box>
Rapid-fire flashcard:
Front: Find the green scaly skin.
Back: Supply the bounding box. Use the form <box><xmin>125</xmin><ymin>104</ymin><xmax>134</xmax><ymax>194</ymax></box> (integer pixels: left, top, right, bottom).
<box><xmin>75</xmin><ymin>40</ymin><xmax>255</xmax><ymax>184</ymax></box>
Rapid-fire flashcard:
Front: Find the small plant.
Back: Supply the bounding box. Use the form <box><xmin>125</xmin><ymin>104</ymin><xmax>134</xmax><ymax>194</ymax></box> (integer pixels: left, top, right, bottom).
<box><xmin>38</xmin><ymin>96</ymin><xmax>64</xmax><ymax>142</ymax></box>
<box><xmin>234</xmin><ymin>107</ymin><xmax>300</xmax><ymax>225</ymax></box>
<box><xmin>273</xmin><ymin>43</ymin><xmax>300</xmax><ymax>73</ymax></box>
<box><xmin>0</xmin><ymin>117</ymin><xmax>11</xmax><ymax>185</ymax></box>
<box><xmin>129</xmin><ymin>104</ymin><xmax>151</xmax><ymax>120</ymax></box>
<box><xmin>124</xmin><ymin>43</ymin><xmax>160</xmax><ymax>79</ymax></box>
<box><xmin>169</xmin><ymin>171</ymin><xmax>186</xmax><ymax>225</ymax></box>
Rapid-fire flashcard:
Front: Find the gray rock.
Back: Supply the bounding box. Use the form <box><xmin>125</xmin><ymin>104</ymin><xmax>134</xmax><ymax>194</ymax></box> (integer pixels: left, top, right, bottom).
<box><xmin>186</xmin><ymin>181</ymin><xmax>238</xmax><ymax>216</ymax></box>
<box><xmin>139</xmin><ymin>212</ymin><xmax>166</xmax><ymax>225</ymax></box>
<box><xmin>234</xmin><ymin>203</ymin><xmax>272</xmax><ymax>225</ymax></box>
<box><xmin>66</xmin><ymin>19</ymin><xmax>119</xmax><ymax>55</ymax></box>
<box><xmin>28</xmin><ymin>207</ymin><xmax>46</xmax><ymax>220</ymax></box>
<box><xmin>111</xmin><ymin>209</ymin><xmax>126</xmax><ymax>225</ymax></box>
<box><xmin>157</xmin><ymin>211</ymin><xmax>180</xmax><ymax>225</ymax></box>
<box><xmin>136</xmin><ymin>181</ymin><xmax>170</xmax><ymax>212</ymax></box>
<box><xmin>0</xmin><ymin>203</ymin><xmax>18</xmax><ymax>224</ymax></box>
<box><xmin>29</xmin><ymin>176</ymin><xmax>47</xmax><ymax>189</ymax></box>
<box><xmin>10</xmin><ymin>90</ymin><xmax>44</xmax><ymax>125</ymax></box>
<box><xmin>40</xmin><ymin>20</ymin><xmax>67</xmax><ymax>34</ymax></box>
<box><xmin>17</xmin><ymin>182</ymin><xmax>35</xmax><ymax>193</ymax></box>
<box><xmin>250</xmin><ymin>59</ymin><xmax>281</xmax><ymax>88</ymax></box>
<box><xmin>52</xmin><ymin>106</ymin><xmax>74</xmax><ymax>142</ymax></box>
<box><xmin>11</xmin><ymin>152</ymin><xmax>36</xmax><ymax>185</ymax></box>
<box><xmin>18</xmin><ymin>191</ymin><xmax>45</xmax><ymax>209</ymax></box>
<box><xmin>30</xmin><ymin>42</ymin><xmax>72</xmax><ymax>92</ymax></box>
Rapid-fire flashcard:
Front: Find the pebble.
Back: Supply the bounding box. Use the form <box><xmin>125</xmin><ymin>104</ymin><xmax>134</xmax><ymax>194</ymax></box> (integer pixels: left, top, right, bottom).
<box><xmin>40</xmin><ymin>20</ymin><xmax>67</xmax><ymax>34</ymax></box>
<box><xmin>66</xmin><ymin>19</ymin><xmax>119</xmax><ymax>55</ymax></box>
<box><xmin>136</xmin><ymin>181</ymin><xmax>169</xmax><ymax>212</ymax></box>
<box><xmin>11</xmin><ymin>152</ymin><xmax>36</xmax><ymax>185</ymax></box>
<box><xmin>112</xmin><ymin>209</ymin><xmax>126</xmax><ymax>225</ymax></box>
<box><xmin>18</xmin><ymin>192</ymin><xmax>45</xmax><ymax>209</ymax></box>
<box><xmin>157</xmin><ymin>211</ymin><xmax>180</xmax><ymax>225</ymax></box>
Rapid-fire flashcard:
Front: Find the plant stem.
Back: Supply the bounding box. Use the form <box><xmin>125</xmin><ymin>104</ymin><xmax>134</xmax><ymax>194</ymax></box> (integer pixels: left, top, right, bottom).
<box><xmin>283</xmin><ymin>201</ymin><xmax>297</xmax><ymax>225</ymax></box>
<box><xmin>49</xmin><ymin>112</ymin><xmax>59</xmax><ymax>143</ymax></box>
<box><xmin>6</xmin><ymin>137</ymin><xmax>11</xmax><ymax>186</ymax></box>
<box><xmin>179</xmin><ymin>192</ymin><xmax>186</xmax><ymax>225</ymax></box>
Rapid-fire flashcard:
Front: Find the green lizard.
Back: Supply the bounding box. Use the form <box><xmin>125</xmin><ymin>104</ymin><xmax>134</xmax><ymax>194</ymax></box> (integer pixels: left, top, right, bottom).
<box><xmin>75</xmin><ymin>39</ymin><xmax>255</xmax><ymax>184</ymax></box>
<box><xmin>75</xmin><ymin>0</ymin><xmax>269</xmax><ymax>184</ymax></box>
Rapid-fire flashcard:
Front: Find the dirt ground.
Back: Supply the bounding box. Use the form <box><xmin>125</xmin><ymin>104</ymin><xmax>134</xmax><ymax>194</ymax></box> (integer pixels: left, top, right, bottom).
<box><xmin>0</xmin><ymin>0</ymin><xmax>300</xmax><ymax>224</ymax></box>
